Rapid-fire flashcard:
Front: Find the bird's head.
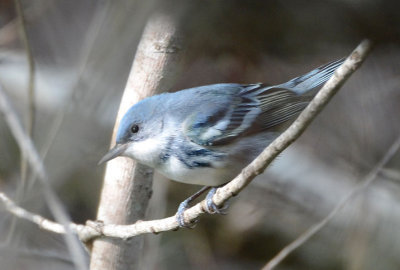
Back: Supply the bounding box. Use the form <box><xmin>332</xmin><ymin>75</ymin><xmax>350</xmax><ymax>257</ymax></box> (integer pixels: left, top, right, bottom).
<box><xmin>98</xmin><ymin>96</ymin><xmax>166</xmax><ymax>166</ymax></box>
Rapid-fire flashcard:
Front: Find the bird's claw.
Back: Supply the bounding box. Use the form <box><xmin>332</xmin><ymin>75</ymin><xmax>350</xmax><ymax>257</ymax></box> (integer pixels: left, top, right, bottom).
<box><xmin>205</xmin><ymin>188</ymin><xmax>229</xmax><ymax>215</ymax></box>
<box><xmin>176</xmin><ymin>199</ymin><xmax>198</xmax><ymax>228</ymax></box>
<box><xmin>175</xmin><ymin>186</ymin><xmax>229</xmax><ymax>227</ymax></box>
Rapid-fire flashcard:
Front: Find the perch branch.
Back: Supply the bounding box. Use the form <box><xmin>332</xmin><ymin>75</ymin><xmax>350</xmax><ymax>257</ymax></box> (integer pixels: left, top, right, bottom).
<box><xmin>0</xmin><ymin>40</ymin><xmax>371</xmax><ymax>243</ymax></box>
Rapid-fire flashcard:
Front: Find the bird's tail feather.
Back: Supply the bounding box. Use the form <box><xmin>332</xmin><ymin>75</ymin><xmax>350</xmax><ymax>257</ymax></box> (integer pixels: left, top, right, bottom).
<box><xmin>277</xmin><ymin>58</ymin><xmax>345</xmax><ymax>95</ymax></box>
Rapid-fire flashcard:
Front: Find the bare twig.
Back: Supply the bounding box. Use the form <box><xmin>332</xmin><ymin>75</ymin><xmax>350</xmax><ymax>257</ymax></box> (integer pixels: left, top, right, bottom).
<box><xmin>0</xmin><ymin>192</ymin><xmax>76</xmax><ymax>235</ymax></box>
<box><xmin>25</xmin><ymin>1</ymin><xmax>110</xmax><ymax>193</ymax></box>
<box><xmin>9</xmin><ymin>0</ymin><xmax>37</xmax><ymax>246</ymax></box>
<box><xmin>0</xmin><ymin>40</ymin><xmax>371</xmax><ymax>244</ymax></box>
<box><xmin>14</xmin><ymin>0</ymin><xmax>36</xmax><ymax>137</ymax></box>
<box><xmin>0</xmin><ymin>85</ymin><xmax>88</xmax><ymax>270</ymax></box>
<box><xmin>262</xmin><ymin>133</ymin><xmax>400</xmax><ymax>270</ymax></box>
<box><xmin>0</xmin><ymin>190</ymin><xmax>99</xmax><ymax>242</ymax></box>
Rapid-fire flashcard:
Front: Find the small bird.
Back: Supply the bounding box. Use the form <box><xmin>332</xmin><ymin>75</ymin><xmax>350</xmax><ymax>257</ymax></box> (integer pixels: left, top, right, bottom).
<box><xmin>99</xmin><ymin>58</ymin><xmax>344</xmax><ymax>226</ymax></box>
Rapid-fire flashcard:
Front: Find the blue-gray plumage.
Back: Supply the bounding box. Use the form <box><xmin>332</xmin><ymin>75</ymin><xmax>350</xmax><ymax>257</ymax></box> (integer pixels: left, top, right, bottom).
<box><xmin>100</xmin><ymin>58</ymin><xmax>343</xmax><ymax>187</ymax></box>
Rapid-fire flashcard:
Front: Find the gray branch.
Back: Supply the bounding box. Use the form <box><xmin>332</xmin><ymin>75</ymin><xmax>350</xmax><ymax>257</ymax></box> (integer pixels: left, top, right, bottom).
<box><xmin>0</xmin><ymin>40</ymin><xmax>372</xmax><ymax>249</ymax></box>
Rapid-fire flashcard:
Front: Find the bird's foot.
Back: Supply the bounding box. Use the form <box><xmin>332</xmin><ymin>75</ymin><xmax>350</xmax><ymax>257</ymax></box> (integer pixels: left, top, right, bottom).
<box><xmin>176</xmin><ymin>198</ymin><xmax>199</xmax><ymax>228</ymax></box>
<box><xmin>175</xmin><ymin>185</ymin><xmax>229</xmax><ymax>228</ymax></box>
<box><xmin>205</xmin><ymin>187</ymin><xmax>228</xmax><ymax>215</ymax></box>
<box><xmin>175</xmin><ymin>186</ymin><xmax>211</xmax><ymax>228</ymax></box>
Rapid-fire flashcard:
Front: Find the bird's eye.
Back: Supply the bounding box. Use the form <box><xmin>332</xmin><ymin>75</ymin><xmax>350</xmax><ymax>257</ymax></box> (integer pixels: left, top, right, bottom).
<box><xmin>130</xmin><ymin>124</ymin><xmax>139</xmax><ymax>133</ymax></box>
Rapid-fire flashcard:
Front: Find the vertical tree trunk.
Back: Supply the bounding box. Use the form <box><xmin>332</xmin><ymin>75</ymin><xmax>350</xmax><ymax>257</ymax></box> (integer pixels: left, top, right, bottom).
<box><xmin>90</xmin><ymin>12</ymin><xmax>184</xmax><ymax>270</ymax></box>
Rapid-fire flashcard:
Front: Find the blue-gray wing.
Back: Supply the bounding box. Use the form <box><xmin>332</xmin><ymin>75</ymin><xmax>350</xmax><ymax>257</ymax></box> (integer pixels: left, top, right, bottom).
<box><xmin>184</xmin><ymin>59</ymin><xmax>344</xmax><ymax>146</ymax></box>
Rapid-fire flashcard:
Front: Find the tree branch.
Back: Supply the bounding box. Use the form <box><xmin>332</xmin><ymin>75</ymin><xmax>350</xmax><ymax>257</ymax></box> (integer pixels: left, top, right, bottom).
<box><xmin>90</xmin><ymin>11</ymin><xmax>185</xmax><ymax>270</ymax></box>
<box><xmin>0</xmin><ymin>40</ymin><xmax>372</xmax><ymax>244</ymax></box>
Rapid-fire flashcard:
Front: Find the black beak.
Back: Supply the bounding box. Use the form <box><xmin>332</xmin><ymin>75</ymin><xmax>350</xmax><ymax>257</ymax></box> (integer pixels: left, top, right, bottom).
<box><xmin>98</xmin><ymin>144</ymin><xmax>128</xmax><ymax>165</ymax></box>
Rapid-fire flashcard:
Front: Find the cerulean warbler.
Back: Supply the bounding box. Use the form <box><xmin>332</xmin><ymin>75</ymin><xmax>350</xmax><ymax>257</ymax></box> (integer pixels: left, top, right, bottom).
<box><xmin>99</xmin><ymin>58</ymin><xmax>344</xmax><ymax>226</ymax></box>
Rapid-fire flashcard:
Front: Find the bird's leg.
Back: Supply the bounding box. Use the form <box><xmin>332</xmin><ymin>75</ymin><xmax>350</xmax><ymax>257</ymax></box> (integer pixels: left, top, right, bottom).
<box><xmin>176</xmin><ymin>186</ymin><xmax>211</xmax><ymax>228</ymax></box>
<box><xmin>205</xmin><ymin>186</ymin><xmax>229</xmax><ymax>215</ymax></box>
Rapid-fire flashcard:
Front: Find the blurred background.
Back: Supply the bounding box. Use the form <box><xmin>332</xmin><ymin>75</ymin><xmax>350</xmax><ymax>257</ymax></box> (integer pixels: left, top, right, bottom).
<box><xmin>0</xmin><ymin>0</ymin><xmax>400</xmax><ymax>269</ymax></box>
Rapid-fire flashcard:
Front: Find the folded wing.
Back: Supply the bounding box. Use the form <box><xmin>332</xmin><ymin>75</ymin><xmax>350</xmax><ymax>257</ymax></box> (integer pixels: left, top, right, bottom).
<box><xmin>184</xmin><ymin>59</ymin><xmax>344</xmax><ymax>146</ymax></box>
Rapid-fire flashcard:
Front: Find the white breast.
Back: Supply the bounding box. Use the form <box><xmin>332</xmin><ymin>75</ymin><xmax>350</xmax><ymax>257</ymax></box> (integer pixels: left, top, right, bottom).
<box><xmin>158</xmin><ymin>156</ymin><xmax>231</xmax><ymax>186</ymax></box>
